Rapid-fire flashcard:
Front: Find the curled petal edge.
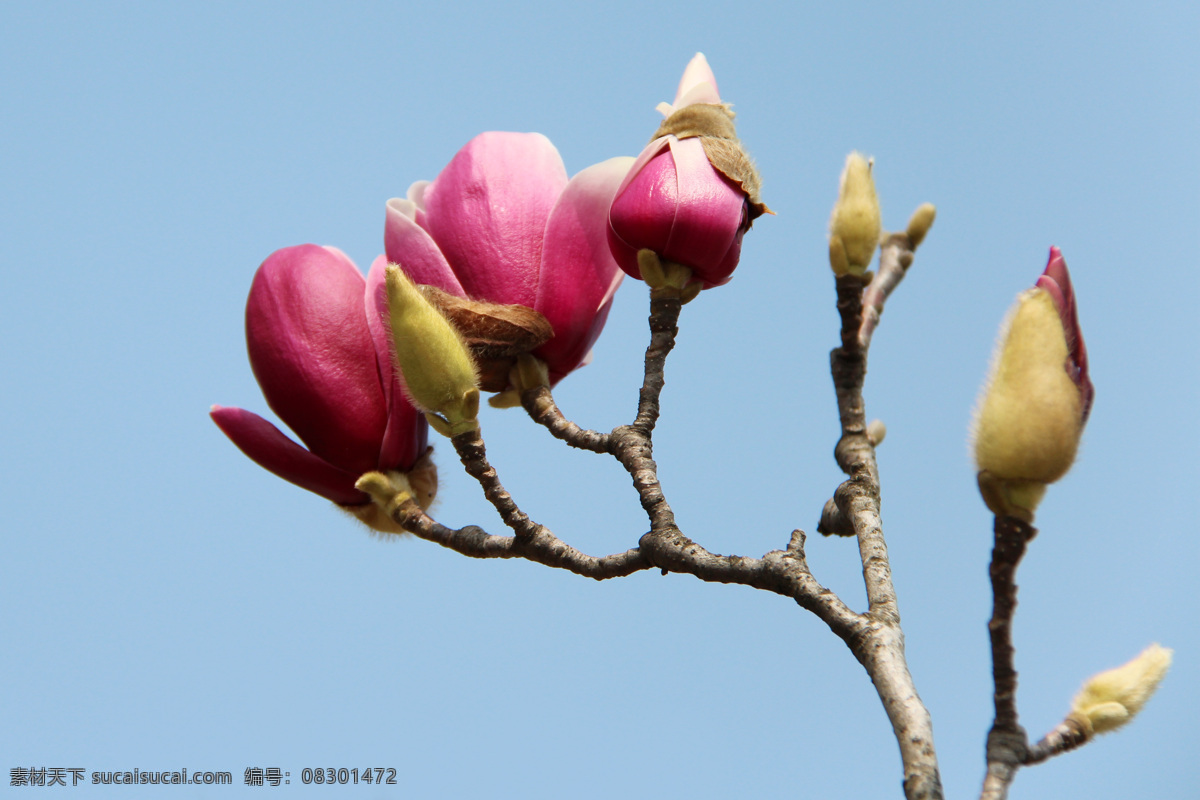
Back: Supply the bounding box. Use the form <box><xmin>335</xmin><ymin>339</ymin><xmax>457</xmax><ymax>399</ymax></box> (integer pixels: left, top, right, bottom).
<box><xmin>211</xmin><ymin>405</ymin><xmax>366</xmax><ymax>506</ymax></box>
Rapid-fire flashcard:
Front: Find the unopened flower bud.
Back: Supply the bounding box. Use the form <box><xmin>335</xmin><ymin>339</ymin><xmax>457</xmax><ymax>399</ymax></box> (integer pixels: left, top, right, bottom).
<box><xmin>828</xmin><ymin>152</ymin><xmax>881</xmax><ymax>277</ymax></box>
<box><xmin>973</xmin><ymin>248</ymin><xmax>1092</xmax><ymax>518</ymax></box>
<box><xmin>1069</xmin><ymin>644</ymin><xmax>1172</xmax><ymax>736</ymax></box>
<box><xmin>608</xmin><ymin>53</ymin><xmax>767</xmax><ymax>291</ymax></box>
<box><xmin>385</xmin><ymin>265</ymin><xmax>480</xmax><ymax>437</ymax></box>
<box><xmin>905</xmin><ymin>203</ymin><xmax>937</xmax><ymax>249</ymax></box>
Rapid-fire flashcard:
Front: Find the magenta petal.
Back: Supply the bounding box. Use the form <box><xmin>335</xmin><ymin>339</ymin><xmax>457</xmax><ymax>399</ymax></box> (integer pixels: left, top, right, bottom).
<box><xmin>534</xmin><ymin>156</ymin><xmax>633</xmax><ymax>380</ymax></box>
<box><xmin>423</xmin><ymin>132</ymin><xmax>568</xmax><ymax>306</ymax></box>
<box><xmin>664</xmin><ymin>136</ymin><xmax>747</xmax><ymax>287</ymax></box>
<box><xmin>211</xmin><ymin>406</ymin><xmax>366</xmax><ymax>505</ymax></box>
<box><xmin>607</xmin><ymin>136</ymin><xmax>747</xmax><ymax>288</ymax></box>
<box><xmin>365</xmin><ymin>256</ymin><xmax>430</xmax><ymax>470</ymax></box>
<box><xmin>1037</xmin><ymin>246</ymin><xmax>1093</xmax><ymax>422</ymax></box>
<box><xmin>608</xmin><ymin>137</ymin><xmax>679</xmax><ymax>267</ymax></box>
<box><xmin>246</xmin><ymin>245</ymin><xmax>386</xmax><ymax>474</ymax></box>
<box><xmin>384</xmin><ymin>199</ymin><xmax>465</xmax><ymax>296</ymax></box>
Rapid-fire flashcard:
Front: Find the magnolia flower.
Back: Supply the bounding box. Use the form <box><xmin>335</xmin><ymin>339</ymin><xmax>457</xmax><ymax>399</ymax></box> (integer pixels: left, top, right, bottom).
<box><xmin>973</xmin><ymin>247</ymin><xmax>1092</xmax><ymax>517</ymax></box>
<box><xmin>608</xmin><ymin>53</ymin><xmax>766</xmax><ymax>290</ymax></box>
<box><xmin>211</xmin><ymin>245</ymin><xmax>431</xmax><ymax>525</ymax></box>
<box><xmin>385</xmin><ymin>132</ymin><xmax>633</xmax><ymax>385</ymax></box>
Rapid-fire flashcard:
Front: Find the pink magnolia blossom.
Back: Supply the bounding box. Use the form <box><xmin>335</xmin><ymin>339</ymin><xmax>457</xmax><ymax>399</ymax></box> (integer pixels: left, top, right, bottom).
<box><xmin>211</xmin><ymin>244</ymin><xmax>427</xmax><ymax>505</ymax></box>
<box><xmin>608</xmin><ymin>135</ymin><xmax>750</xmax><ymax>288</ymax></box>
<box><xmin>608</xmin><ymin>53</ymin><xmax>756</xmax><ymax>290</ymax></box>
<box><xmin>385</xmin><ymin>131</ymin><xmax>633</xmax><ymax>383</ymax></box>
<box><xmin>1037</xmin><ymin>246</ymin><xmax>1094</xmax><ymax>422</ymax></box>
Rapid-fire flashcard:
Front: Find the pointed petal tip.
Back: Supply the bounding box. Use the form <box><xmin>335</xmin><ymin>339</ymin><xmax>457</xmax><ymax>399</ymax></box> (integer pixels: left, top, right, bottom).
<box><xmin>675</xmin><ymin>52</ymin><xmax>721</xmax><ymax>106</ymax></box>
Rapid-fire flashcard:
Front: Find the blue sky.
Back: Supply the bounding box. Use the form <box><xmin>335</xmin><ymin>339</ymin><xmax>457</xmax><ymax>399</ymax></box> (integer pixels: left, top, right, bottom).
<box><xmin>2</xmin><ymin>1</ymin><xmax>1196</xmax><ymax>797</ymax></box>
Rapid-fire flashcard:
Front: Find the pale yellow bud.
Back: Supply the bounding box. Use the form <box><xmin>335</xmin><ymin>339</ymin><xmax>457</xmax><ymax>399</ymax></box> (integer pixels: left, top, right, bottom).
<box><xmin>828</xmin><ymin>152</ymin><xmax>881</xmax><ymax>276</ymax></box>
<box><xmin>385</xmin><ymin>265</ymin><xmax>480</xmax><ymax>437</ymax></box>
<box><xmin>905</xmin><ymin>203</ymin><xmax>937</xmax><ymax>249</ymax></box>
<box><xmin>1070</xmin><ymin>644</ymin><xmax>1172</xmax><ymax>735</ymax></box>
<box><xmin>345</xmin><ymin>448</ymin><xmax>438</xmax><ymax>536</ymax></box>
<box><xmin>867</xmin><ymin>419</ymin><xmax>887</xmax><ymax>447</ymax></box>
<box><xmin>973</xmin><ymin>288</ymin><xmax>1084</xmax><ymax>516</ymax></box>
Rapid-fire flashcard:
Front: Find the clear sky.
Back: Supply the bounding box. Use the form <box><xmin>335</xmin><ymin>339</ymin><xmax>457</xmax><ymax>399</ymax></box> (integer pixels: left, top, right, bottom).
<box><xmin>2</xmin><ymin>1</ymin><xmax>1196</xmax><ymax>798</ymax></box>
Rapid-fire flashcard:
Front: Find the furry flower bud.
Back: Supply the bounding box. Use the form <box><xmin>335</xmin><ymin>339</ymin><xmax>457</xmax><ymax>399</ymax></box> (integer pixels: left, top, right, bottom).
<box><xmin>1070</xmin><ymin>644</ymin><xmax>1172</xmax><ymax>736</ymax></box>
<box><xmin>384</xmin><ymin>265</ymin><xmax>480</xmax><ymax>437</ymax></box>
<box><xmin>828</xmin><ymin>152</ymin><xmax>881</xmax><ymax>277</ymax></box>
<box><xmin>973</xmin><ymin>247</ymin><xmax>1092</xmax><ymax>517</ymax></box>
<box><xmin>608</xmin><ymin>53</ymin><xmax>766</xmax><ymax>290</ymax></box>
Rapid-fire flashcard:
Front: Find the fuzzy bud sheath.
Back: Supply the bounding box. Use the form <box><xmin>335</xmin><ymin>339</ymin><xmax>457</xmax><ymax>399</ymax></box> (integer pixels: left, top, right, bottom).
<box><xmin>1069</xmin><ymin>644</ymin><xmax>1172</xmax><ymax>736</ymax></box>
<box><xmin>828</xmin><ymin>152</ymin><xmax>881</xmax><ymax>277</ymax></box>
<box><xmin>384</xmin><ymin>265</ymin><xmax>480</xmax><ymax>438</ymax></box>
<box><xmin>973</xmin><ymin>248</ymin><xmax>1091</xmax><ymax>519</ymax></box>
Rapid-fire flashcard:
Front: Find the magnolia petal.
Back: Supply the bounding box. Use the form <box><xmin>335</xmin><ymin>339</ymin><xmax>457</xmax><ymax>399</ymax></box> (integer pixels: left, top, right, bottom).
<box><xmin>666</xmin><ymin>136</ymin><xmax>747</xmax><ymax>286</ymax></box>
<box><xmin>246</xmin><ymin>245</ymin><xmax>388</xmax><ymax>475</ymax></box>
<box><xmin>607</xmin><ymin>136</ymin><xmax>679</xmax><ymax>279</ymax></box>
<box><xmin>674</xmin><ymin>53</ymin><xmax>721</xmax><ymax>107</ymax></box>
<box><xmin>423</xmin><ymin>131</ymin><xmax>568</xmax><ymax>306</ymax></box>
<box><xmin>608</xmin><ymin>136</ymin><xmax>746</xmax><ymax>289</ymax></box>
<box><xmin>407</xmin><ymin>180</ymin><xmax>431</xmax><ymax>211</ymax></box>
<box><xmin>384</xmin><ymin>199</ymin><xmax>466</xmax><ymax>296</ymax></box>
<box><xmin>1036</xmin><ymin>247</ymin><xmax>1093</xmax><ymax>422</ymax></box>
<box><xmin>364</xmin><ymin>256</ymin><xmax>431</xmax><ymax>471</ymax></box>
<box><xmin>535</xmin><ymin>156</ymin><xmax>633</xmax><ymax>381</ymax></box>
<box><xmin>210</xmin><ymin>405</ymin><xmax>366</xmax><ymax>505</ymax></box>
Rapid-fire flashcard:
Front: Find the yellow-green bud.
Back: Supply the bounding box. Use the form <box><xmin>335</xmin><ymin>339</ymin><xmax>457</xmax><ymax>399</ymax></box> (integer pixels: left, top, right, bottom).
<box><xmin>905</xmin><ymin>203</ymin><xmax>937</xmax><ymax>249</ymax></box>
<box><xmin>385</xmin><ymin>265</ymin><xmax>480</xmax><ymax>437</ymax></box>
<box><xmin>973</xmin><ymin>289</ymin><xmax>1084</xmax><ymax>517</ymax></box>
<box><xmin>345</xmin><ymin>447</ymin><xmax>438</xmax><ymax>536</ymax></box>
<box><xmin>828</xmin><ymin>152</ymin><xmax>881</xmax><ymax>276</ymax></box>
<box><xmin>1069</xmin><ymin>644</ymin><xmax>1172</xmax><ymax>736</ymax></box>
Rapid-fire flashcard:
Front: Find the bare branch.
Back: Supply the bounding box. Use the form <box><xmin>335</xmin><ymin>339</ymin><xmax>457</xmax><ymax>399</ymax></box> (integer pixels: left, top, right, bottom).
<box><xmin>394</xmin><ymin>499</ymin><xmax>651</xmax><ymax>580</ymax></box>
<box><xmin>860</xmin><ymin>232</ymin><xmax>914</xmax><ymax>349</ymax></box>
<box><xmin>860</xmin><ymin>203</ymin><xmax>935</xmax><ymax>349</ymax></box>
<box><xmin>450</xmin><ymin>428</ymin><xmax>541</xmax><ymax>540</ymax></box>
<box><xmin>1023</xmin><ymin>717</ymin><xmax>1089</xmax><ymax>765</ymax></box>
<box><xmin>829</xmin><ymin>275</ymin><xmax>898</xmax><ymax>620</ymax></box>
<box><xmin>979</xmin><ymin>514</ymin><xmax>1037</xmax><ymax>800</ymax></box>
<box><xmin>520</xmin><ymin>385</ymin><xmax>611</xmax><ymax>453</ymax></box>
<box><xmin>826</xmin><ymin>272</ymin><xmax>943</xmax><ymax>800</ymax></box>
<box><xmin>632</xmin><ymin>295</ymin><xmax>682</xmax><ymax>434</ymax></box>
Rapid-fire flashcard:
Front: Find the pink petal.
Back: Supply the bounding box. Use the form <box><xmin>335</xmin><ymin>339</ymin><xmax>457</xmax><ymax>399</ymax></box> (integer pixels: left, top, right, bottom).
<box><xmin>673</xmin><ymin>52</ymin><xmax>722</xmax><ymax>107</ymax></box>
<box><xmin>365</xmin><ymin>256</ymin><xmax>431</xmax><ymax>470</ymax></box>
<box><xmin>1037</xmin><ymin>246</ymin><xmax>1093</xmax><ymax>422</ymax></box>
<box><xmin>423</xmin><ymin>131</ymin><xmax>568</xmax><ymax>306</ymax></box>
<box><xmin>663</xmin><ymin>136</ymin><xmax>748</xmax><ymax>287</ymax></box>
<box><xmin>211</xmin><ymin>405</ymin><xmax>366</xmax><ymax>505</ymax></box>
<box><xmin>607</xmin><ymin>137</ymin><xmax>748</xmax><ymax>289</ymax></box>
<box><xmin>607</xmin><ymin>136</ymin><xmax>679</xmax><ymax>278</ymax></box>
<box><xmin>246</xmin><ymin>245</ymin><xmax>386</xmax><ymax>475</ymax></box>
<box><xmin>384</xmin><ymin>199</ymin><xmax>465</xmax><ymax>296</ymax></box>
<box><xmin>534</xmin><ymin>156</ymin><xmax>633</xmax><ymax>381</ymax></box>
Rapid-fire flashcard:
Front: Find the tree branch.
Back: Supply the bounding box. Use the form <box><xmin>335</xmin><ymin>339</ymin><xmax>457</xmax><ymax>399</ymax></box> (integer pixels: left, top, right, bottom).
<box><xmin>632</xmin><ymin>294</ymin><xmax>681</xmax><ymax>435</ymax></box>
<box><xmin>826</xmin><ymin>271</ymin><xmax>943</xmax><ymax>800</ymax></box>
<box><xmin>520</xmin><ymin>385</ymin><xmax>611</xmax><ymax>453</ymax></box>
<box><xmin>1022</xmin><ymin>717</ymin><xmax>1089</xmax><ymax>765</ymax></box>
<box><xmin>393</xmin><ymin>498</ymin><xmax>651</xmax><ymax>580</ymax></box>
<box><xmin>979</xmin><ymin>515</ymin><xmax>1036</xmax><ymax>800</ymax></box>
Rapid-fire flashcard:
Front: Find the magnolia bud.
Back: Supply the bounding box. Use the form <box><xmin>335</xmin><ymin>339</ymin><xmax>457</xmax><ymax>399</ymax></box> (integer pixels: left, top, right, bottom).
<box><xmin>384</xmin><ymin>265</ymin><xmax>480</xmax><ymax>437</ymax></box>
<box><xmin>1069</xmin><ymin>644</ymin><xmax>1172</xmax><ymax>736</ymax></box>
<box><xmin>828</xmin><ymin>152</ymin><xmax>881</xmax><ymax>276</ymax></box>
<box><xmin>973</xmin><ymin>248</ymin><xmax>1091</xmax><ymax>518</ymax></box>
